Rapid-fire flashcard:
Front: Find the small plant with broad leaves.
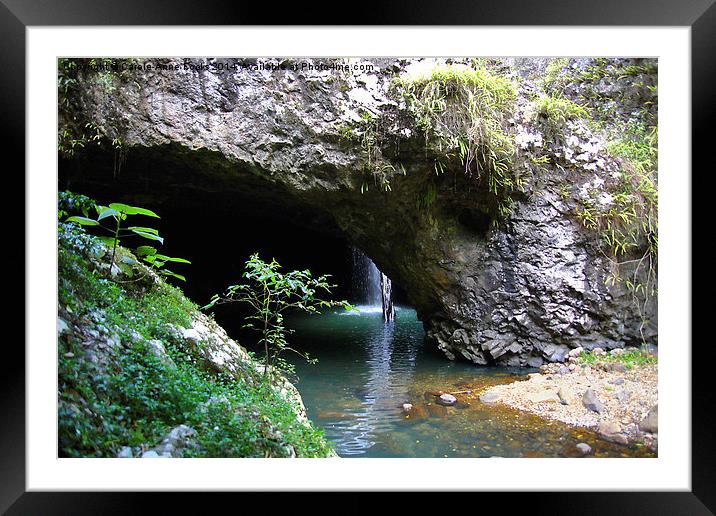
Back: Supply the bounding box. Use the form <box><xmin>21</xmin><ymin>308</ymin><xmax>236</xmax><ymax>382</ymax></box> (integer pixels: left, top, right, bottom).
<box><xmin>62</xmin><ymin>192</ymin><xmax>190</xmax><ymax>282</ymax></box>
<box><xmin>203</xmin><ymin>254</ymin><xmax>354</xmax><ymax>381</ymax></box>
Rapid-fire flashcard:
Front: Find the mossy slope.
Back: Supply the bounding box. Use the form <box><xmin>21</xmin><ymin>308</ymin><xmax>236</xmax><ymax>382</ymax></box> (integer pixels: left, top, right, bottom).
<box><xmin>58</xmin><ymin>222</ymin><xmax>332</xmax><ymax>458</ymax></box>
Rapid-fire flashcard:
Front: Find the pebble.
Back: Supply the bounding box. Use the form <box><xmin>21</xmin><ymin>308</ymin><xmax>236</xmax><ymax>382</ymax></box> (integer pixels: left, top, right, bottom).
<box><xmin>57</xmin><ymin>318</ymin><xmax>70</xmax><ymax>336</ymax></box>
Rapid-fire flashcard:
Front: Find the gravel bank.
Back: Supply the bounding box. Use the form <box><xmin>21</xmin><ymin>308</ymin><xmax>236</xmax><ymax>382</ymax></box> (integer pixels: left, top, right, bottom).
<box><xmin>480</xmin><ymin>349</ymin><xmax>658</xmax><ymax>452</ymax></box>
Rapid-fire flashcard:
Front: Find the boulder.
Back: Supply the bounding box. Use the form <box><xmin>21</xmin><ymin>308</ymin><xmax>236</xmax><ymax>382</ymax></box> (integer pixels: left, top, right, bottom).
<box><xmin>640</xmin><ymin>404</ymin><xmax>658</xmax><ymax>433</ymax></box>
<box><xmin>57</xmin><ymin>318</ymin><xmax>70</xmax><ymax>336</ymax></box>
<box><xmin>116</xmin><ymin>446</ymin><xmax>134</xmax><ymax>458</ymax></box>
<box><xmin>598</xmin><ymin>421</ymin><xmax>629</xmax><ymax>445</ymax></box>
<box><xmin>181</xmin><ymin>327</ymin><xmax>203</xmax><ymax>346</ymax></box>
<box><xmin>567</xmin><ymin>347</ymin><xmax>584</xmax><ymax>359</ymax></box>
<box><xmin>582</xmin><ymin>389</ymin><xmax>604</xmax><ymax>413</ymax></box>
<box><xmin>558</xmin><ymin>386</ymin><xmax>576</xmax><ymax>405</ymax></box>
<box><xmin>147</xmin><ymin>339</ymin><xmax>175</xmax><ymax>368</ymax></box>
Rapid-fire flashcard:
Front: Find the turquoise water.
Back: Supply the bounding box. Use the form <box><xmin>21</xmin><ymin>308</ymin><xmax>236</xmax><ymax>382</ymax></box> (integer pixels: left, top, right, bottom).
<box><xmin>286</xmin><ymin>306</ymin><xmax>655</xmax><ymax>458</ymax></box>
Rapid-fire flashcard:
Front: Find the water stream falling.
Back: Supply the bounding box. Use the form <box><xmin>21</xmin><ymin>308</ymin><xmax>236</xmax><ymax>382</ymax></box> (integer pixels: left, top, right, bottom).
<box><xmin>351</xmin><ymin>247</ymin><xmax>394</xmax><ymax>322</ymax></box>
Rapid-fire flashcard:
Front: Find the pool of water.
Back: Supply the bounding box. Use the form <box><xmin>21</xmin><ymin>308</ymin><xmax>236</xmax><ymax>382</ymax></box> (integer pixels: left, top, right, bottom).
<box><xmin>285</xmin><ymin>306</ymin><xmax>655</xmax><ymax>458</ymax></box>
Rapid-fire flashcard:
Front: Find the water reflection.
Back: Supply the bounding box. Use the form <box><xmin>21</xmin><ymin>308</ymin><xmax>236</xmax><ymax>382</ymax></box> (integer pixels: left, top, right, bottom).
<box><xmin>287</xmin><ymin>308</ymin><xmax>656</xmax><ymax>458</ymax></box>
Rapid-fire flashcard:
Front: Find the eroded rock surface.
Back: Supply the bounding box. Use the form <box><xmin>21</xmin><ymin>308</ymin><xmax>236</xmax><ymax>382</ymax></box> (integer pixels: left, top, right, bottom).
<box><xmin>60</xmin><ymin>57</ymin><xmax>657</xmax><ymax>365</ymax></box>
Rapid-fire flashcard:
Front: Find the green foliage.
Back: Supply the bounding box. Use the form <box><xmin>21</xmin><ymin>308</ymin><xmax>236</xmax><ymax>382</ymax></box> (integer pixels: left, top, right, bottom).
<box><xmin>358</xmin><ymin>112</ymin><xmax>397</xmax><ymax>193</ymax></box>
<box><xmin>573</xmin><ymin>119</ymin><xmax>657</xmax><ymax>345</ymax></box>
<box><xmin>393</xmin><ymin>62</ymin><xmax>519</xmax><ymax>216</ymax></box>
<box><xmin>58</xmin><ymin>58</ymin><xmax>126</xmax><ymax>161</ymax></box>
<box><xmin>534</xmin><ymin>94</ymin><xmax>589</xmax><ymax>126</ymax></box>
<box><xmin>204</xmin><ymin>254</ymin><xmax>354</xmax><ymax>380</ymax></box>
<box><xmin>338</xmin><ymin>110</ymin><xmax>397</xmax><ymax>193</ymax></box>
<box><xmin>58</xmin><ymin>223</ymin><xmax>332</xmax><ymax>457</ymax></box>
<box><xmin>576</xmin><ymin>121</ymin><xmax>657</xmax><ymax>263</ymax></box>
<box><xmin>541</xmin><ymin>58</ymin><xmax>570</xmax><ymax>88</ymax></box>
<box><xmin>416</xmin><ymin>181</ymin><xmax>438</xmax><ymax>212</ymax></box>
<box><xmin>577</xmin><ymin>348</ymin><xmax>657</xmax><ymax>370</ymax></box>
<box><xmin>61</xmin><ymin>192</ymin><xmax>190</xmax><ymax>282</ymax></box>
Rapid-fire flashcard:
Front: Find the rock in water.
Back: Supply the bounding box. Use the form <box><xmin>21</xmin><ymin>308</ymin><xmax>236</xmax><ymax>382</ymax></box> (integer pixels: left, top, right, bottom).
<box><xmin>576</xmin><ymin>443</ymin><xmax>592</xmax><ymax>455</ymax></box>
<box><xmin>598</xmin><ymin>421</ymin><xmax>629</xmax><ymax>445</ymax></box>
<box><xmin>380</xmin><ymin>272</ymin><xmax>395</xmax><ymax>322</ymax></box>
<box><xmin>582</xmin><ymin>389</ymin><xmax>604</xmax><ymax>413</ymax></box>
<box><xmin>640</xmin><ymin>404</ymin><xmax>658</xmax><ymax>433</ymax></box>
<box><xmin>402</xmin><ymin>403</ymin><xmax>413</xmax><ymax>413</ymax></box>
<box><xmin>436</xmin><ymin>394</ymin><xmax>457</xmax><ymax>406</ymax></box>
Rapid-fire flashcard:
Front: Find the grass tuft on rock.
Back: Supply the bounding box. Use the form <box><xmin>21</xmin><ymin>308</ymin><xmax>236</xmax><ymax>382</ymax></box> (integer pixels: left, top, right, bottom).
<box><xmin>393</xmin><ymin>62</ymin><xmax>520</xmax><ymax>216</ymax></box>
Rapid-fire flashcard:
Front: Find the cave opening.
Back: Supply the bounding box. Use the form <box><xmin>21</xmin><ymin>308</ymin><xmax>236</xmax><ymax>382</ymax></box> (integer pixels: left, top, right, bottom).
<box><xmin>59</xmin><ymin>148</ymin><xmax>410</xmax><ymax>345</ymax></box>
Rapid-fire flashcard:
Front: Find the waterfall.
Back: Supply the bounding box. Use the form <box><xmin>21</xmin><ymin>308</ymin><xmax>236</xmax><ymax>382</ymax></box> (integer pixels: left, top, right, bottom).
<box><xmin>351</xmin><ymin>247</ymin><xmax>394</xmax><ymax>322</ymax></box>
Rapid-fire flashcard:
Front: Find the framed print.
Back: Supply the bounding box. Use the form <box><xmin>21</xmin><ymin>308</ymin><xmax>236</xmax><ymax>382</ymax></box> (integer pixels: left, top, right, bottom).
<box><xmin>6</xmin><ymin>0</ymin><xmax>712</xmax><ymax>513</ymax></box>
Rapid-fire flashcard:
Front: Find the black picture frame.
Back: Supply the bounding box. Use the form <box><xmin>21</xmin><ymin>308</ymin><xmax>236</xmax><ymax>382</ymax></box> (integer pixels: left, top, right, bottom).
<box><xmin>5</xmin><ymin>0</ymin><xmax>710</xmax><ymax>513</ymax></box>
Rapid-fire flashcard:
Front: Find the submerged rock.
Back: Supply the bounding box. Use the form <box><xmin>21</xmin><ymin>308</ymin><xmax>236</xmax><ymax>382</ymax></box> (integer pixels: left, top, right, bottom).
<box><xmin>480</xmin><ymin>392</ymin><xmax>501</xmax><ymax>403</ymax></box>
<box><xmin>436</xmin><ymin>394</ymin><xmax>457</xmax><ymax>406</ymax></box>
<box><xmin>576</xmin><ymin>442</ymin><xmax>592</xmax><ymax>455</ymax></box>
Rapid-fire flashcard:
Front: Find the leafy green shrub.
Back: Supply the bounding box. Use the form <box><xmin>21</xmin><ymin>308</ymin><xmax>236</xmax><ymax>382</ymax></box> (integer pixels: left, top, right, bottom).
<box><xmin>204</xmin><ymin>254</ymin><xmax>353</xmax><ymax>380</ymax></box>
<box><xmin>62</xmin><ymin>192</ymin><xmax>190</xmax><ymax>282</ymax></box>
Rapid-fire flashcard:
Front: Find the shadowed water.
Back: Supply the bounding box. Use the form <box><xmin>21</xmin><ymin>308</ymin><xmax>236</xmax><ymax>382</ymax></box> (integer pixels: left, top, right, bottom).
<box><xmin>286</xmin><ymin>307</ymin><xmax>656</xmax><ymax>458</ymax></box>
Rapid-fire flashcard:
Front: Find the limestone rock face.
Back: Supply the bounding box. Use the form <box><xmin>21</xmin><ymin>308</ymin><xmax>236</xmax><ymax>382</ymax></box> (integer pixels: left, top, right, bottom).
<box><xmin>61</xmin><ymin>57</ymin><xmax>657</xmax><ymax>365</ymax></box>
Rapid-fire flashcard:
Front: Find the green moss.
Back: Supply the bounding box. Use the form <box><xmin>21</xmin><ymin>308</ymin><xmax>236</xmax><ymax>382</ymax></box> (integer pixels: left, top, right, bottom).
<box><xmin>393</xmin><ymin>62</ymin><xmax>519</xmax><ymax>216</ymax></box>
<box><xmin>576</xmin><ymin>120</ymin><xmax>657</xmax><ymax>263</ymax></box>
<box><xmin>58</xmin><ymin>222</ymin><xmax>332</xmax><ymax>458</ymax></box>
<box><xmin>541</xmin><ymin>58</ymin><xmax>570</xmax><ymax>88</ymax></box>
<box><xmin>577</xmin><ymin>348</ymin><xmax>657</xmax><ymax>370</ymax></box>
